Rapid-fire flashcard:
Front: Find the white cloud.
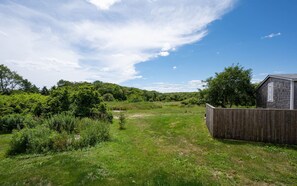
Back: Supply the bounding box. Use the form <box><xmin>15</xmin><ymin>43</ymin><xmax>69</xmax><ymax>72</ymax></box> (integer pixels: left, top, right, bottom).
<box><xmin>142</xmin><ymin>80</ymin><xmax>206</xmax><ymax>93</ymax></box>
<box><xmin>262</xmin><ymin>32</ymin><xmax>281</xmax><ymax>39</ymax></box>
<box><xmin>0</xmin><ymin>0</ymin><xmax>235</xmax><ymax>87</ymax></box>
<box><xmin>87</xmin><ymin>0</ymin><xmax>121</xmax><ymax>10</ymax></box>
<box><xmin>159</xmin><ymin>51</ymin><xmax>170</xmax><ymax>57</ymax></box>
<box><xmin>173</xmin><ymin>66</ymin><xmax>177</xmax><ymax>70</ymax></box>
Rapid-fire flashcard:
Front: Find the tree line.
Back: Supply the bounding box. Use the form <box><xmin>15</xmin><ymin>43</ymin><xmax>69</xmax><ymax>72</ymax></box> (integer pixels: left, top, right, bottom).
<box><xmin>1</xmin><ymin>63</ymin><xmax>258</xmax><ymax>110</ymax></box>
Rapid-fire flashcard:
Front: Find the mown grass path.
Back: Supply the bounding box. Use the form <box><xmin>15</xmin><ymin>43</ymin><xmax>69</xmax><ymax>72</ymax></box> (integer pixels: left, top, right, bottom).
<box><xmin>0</xmin><ymin>102</ymin><xmax>297</xmax><ymax>185</ymax></box>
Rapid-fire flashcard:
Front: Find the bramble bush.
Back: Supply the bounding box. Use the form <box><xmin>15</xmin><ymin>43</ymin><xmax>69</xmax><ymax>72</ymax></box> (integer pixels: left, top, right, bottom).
<box><xmin>45</xmin><ymin>113</ymin><xmax>77</xmax><ymax>133</ymax></box>
<box><xmin>7</xmin><ymin>114</ymin><xmax>111</xmax><ymax>155</ymax></box>
<box><xmin>76</xmin><ymin>118</ymin><xmax>110</xmax><ymax>148</ymax></box>
<box><xmin>0</xmin><ymin>114</ymin><xmax>39</xmax><ymax>133</ymax></box>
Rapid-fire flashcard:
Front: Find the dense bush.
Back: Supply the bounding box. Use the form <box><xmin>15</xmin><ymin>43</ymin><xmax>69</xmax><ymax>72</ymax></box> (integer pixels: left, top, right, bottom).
<box><xmin>45</xmin><ymin>113</ymin><xmax>77</xmax><ymax>133</ymax></box>
<box><xmin>46</xmin><ymin>89</ymin><xmax>71</xmax><ymax>115</ymax></box>
<box><xmin>0</xmin><ymin>114</ymin><xmax>38</xmax><ymax>133</ymax></box>
<box><xmin>7</xmin><ymin>114</ymin><xmax>111</xmax><ymax>155</ymax></box>
<box><xmin>128</xmin><ymin>94</ymin><xmax>144</xmax><ymax>103</ymax></box>
<box><xmin>91</xmin><ymin>103</ymin><xmax>113</xmax><ymax>123</ymax></box>
<box><xmin>77</xmin><ymin>118</ymin><xmax>110</xmax><ymax>148</ymax></box>
<box><xmin>0</xmin><ymin>94</ymin><xmax>47</xmax><ymax>116</ymax></box>
<box><xmin>72</xmin><ymin>86</ymin><xmax>101</xmax><ymax>117</ymax></box>
<box><xmin>102</xmin><ymin>93</ymin><xmax>115</xmax><ymax>102</ymax></box>
<box><xmin>181</xmin><ymin>97</ymin><xmax>199</xmax><ymax>106</ymax></box>
<box><xmin>8</xmin><ymin>125</ymin><xmax>56</xmax><ymax>155</ymax></box>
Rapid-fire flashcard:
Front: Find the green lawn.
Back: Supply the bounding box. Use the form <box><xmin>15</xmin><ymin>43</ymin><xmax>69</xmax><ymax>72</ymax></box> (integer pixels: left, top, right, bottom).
<box><xmin>0</xmin><ymin>102</ymin><xmax>296</xmax><ymax>185</ymax></box>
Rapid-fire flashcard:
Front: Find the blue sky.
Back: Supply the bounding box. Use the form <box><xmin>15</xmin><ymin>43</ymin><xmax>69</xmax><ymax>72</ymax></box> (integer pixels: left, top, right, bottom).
<box><xmin>1</xmin><ymin>0</ymin><xmax>297</xmax><ymax>92</ymax></box>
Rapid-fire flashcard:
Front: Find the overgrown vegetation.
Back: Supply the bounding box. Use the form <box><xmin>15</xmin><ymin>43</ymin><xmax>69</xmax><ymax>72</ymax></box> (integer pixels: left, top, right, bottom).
<box><xmin>7</xmin><ymin>114</ymin><xmax>110</xmax><ymax>155</ymax></box>
<box><xmin>0</xmin><ymin>103</ymin><xmax>296</xmax><ymax>185</ymax></box>
<box><xmin>118</xmin><ymin>112</ymin><xmax>126</xmax><ymax>130</ymax></box>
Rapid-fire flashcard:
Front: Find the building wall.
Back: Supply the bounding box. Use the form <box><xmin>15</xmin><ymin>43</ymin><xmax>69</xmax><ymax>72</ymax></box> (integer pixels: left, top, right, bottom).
<box><xmin>257</xmin><ymin>77</ymin><xmax>291</xmax><ymax>109</ymax></box>
<box><xmin>294</xmin><ymin>82</ymin><xmax>297</xmax><ymax>109</ymax></box>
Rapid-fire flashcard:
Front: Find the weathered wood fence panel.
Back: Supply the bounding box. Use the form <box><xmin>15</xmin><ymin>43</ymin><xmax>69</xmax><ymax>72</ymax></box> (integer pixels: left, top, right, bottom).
<box><xmin>206</xmin><ymin>104</ymin><xmax>297</xmax><ymax>144</ymax></box>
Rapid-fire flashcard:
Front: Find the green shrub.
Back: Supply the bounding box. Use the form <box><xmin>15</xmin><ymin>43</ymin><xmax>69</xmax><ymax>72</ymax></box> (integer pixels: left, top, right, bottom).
<box><xmin>46</xmin><ymin>89</ymin><xmax>71</xmax><ymax>115</ymax></box>
<box><xmin>91</xmin><ymin>103</ymin><xmax>113</xmax><ymax>123</ymax></box>
<box><xmin>128</xmin><ymin>94</ymin><xmax>144</xmax><ymax>103</ymax></box>
<box><xmin>45</xmin><ymin>113</ymin><xmax>77</xmax><ymax>133</ymax></box>
<box><xmin>7</xmin><ymin>116</ymin><xmax>110</xmax><ymax>155</ymax></box>
<box><xmin>52</xmin><ymin>132</ymin><xmax>74</xmax><ymax>152</ymax></box>
<box><xmin>72</xmin><ymin>86</ymin><xmax>101</xmax><ymax>117</ymax></box>
<box><xmin>102</xmin><ymin>93</ymin><xmax>115</xmax><ymax>102</ymax></box>
<box><xmin>119</xmin><ymin>112</ymin><xmax>126</xmax><ymax>130</ymax></box>
<box><xmin>7</xmin><ymin>125</ymin><xmax>56</xmax><ymax>155</ymax></box>
<box><xmin>0</xmin><ymin>114</ymin><xmax>38</xmax><ymax>133</ymax></box>
<box><xmin>77</xmin><ymin>118</ymin><xmax>110</xmax><ymax>148</ymax></box>
<box><xmin>181</xmin><ymin>97</ymin><xmax>199</xmax><ymax>106</ymax></box>
<box><xmin>0</xmin><ymin>93</ymin><xmax>47</xmax><ymax>116</ymax></box>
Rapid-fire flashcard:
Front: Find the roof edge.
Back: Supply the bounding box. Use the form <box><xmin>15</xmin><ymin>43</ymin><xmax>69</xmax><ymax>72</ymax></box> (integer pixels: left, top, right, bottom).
<box><xmin>256</xmin><ymin>75</ymin><xmax>297</xmax><ymax>90</ymax></box>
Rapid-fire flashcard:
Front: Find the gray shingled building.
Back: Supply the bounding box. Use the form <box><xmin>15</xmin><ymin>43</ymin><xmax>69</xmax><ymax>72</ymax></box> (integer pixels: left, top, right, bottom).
<box><xmin>256</xmin><ymin>74</ymin><xmax>297</xmax><ymax>110</ymax></box>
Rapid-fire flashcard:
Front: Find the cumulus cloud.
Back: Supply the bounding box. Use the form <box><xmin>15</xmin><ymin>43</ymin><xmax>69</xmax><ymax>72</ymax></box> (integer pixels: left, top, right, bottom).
<box><xmin>87</xmin><ymin>0</ymin><xmax>121</xmax><ymax>10</ymax></box>
<box><xmin>142</xmin><ymin>80</ymin><xmax>206</xmax><ymax>93</ymax></box>
<box><xmin>173</xmin><ymin>66</ymin><xmax>177</xmax><ymax>70</ymax></box>
<box><xmin>0</xmin><ymin>0</ymin><xmax>235</xmax><ymax>87</ymax></box>
<box><xmin>262</xmin><ymin>32</ymin><xmax>281</xmax><ymax>39</ymax></box>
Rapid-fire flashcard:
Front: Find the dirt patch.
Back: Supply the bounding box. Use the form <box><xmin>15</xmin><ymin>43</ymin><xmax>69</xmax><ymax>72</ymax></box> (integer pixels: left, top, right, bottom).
<box><xmin>128</xmin><ymin>114</ymin><xmax>152</xmax><ymax>119</ymax></box>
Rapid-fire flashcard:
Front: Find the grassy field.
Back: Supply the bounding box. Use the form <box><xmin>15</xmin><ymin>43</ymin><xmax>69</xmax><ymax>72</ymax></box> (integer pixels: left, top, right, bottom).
<box><xmin>0</xmin><ymin>102</ymin><xmax>297</xmax><ymax>185</ymax></box>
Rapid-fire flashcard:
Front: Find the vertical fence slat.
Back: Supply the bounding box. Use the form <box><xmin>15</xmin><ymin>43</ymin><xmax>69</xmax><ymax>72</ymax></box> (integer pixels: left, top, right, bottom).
<box><xmin>205</xmin><ymin>104</ymin><xmax>297</xmax><ymax>144</ymax></box>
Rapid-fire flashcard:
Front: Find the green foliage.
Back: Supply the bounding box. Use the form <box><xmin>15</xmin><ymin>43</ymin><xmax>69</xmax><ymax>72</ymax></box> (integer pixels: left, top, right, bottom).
<box><xmin>102</xmin><ymin>93</ymin><xmax>115</xmax><ymax>102</ymax></box>
<box><xmin>45</xmin><ymin>113</ymin><xmax>77</xmax><ymax>133</ymax></box>
<box><xmin>118</xmin><ymin>112</ymin><xmax>126</xmax><ymax>130</ymax></box>
<box><xmin>7</xmin><ymin>114</ymin><xmax>110</xmax><ymax>155</ymax></box>
<box><xmin>77</xmin><ymin>118</ymin><xmax>110</xmax><ymax>148</ymax></box>
<box><xmin>0</xmin><ymin>114</ymin><xmax>38</xmax><ymax>133</ymax></box>
<box><xmin>0</xmin><ymin>64</ymin><xmax>39</xmax><ymax>94</ymax></box>
<box><xmin>0</xmin><ymin>94</ymin><xmax>47</xmax><ymax>116</ymax></box>
<box><xmin>128</xmin><ymin>94</ymin><xmax>144</xmax><ymax>102</ymax></box>
<box><xmin>181</xmin><ymin>97</ymin><xmax>199</xmax><ymax>106</ymax></box>
<box><xmin>91</xmin><ymin>103</ymin><xmax>113</xmax><ymax>123</ymax></box>
<box><xmin>0</xmin><ymin>64</ymin><xmax>23</xmax><ymax>94</ymax></box>
<box><xmin>72</xmin><ymin>86</ymin><xmax>101</xmax><ymax>117</ymax></box>
<box><xmin>21</xmin><ymin>79</ymin><xmax>39</xmax><ymax>93</ymax></box>
<box><xmin>7</xmin><ymin>125</ymin><xmax>56</xmax><ymax>155</ymax></box>
<box><xmin>73</xmin><ymin>86</ymin><xmax>101</xmax><ymax>117</ymax></box>
<box><xmin>1</xmin><ymin>104</ymin><xmax>297</xmax><ymax>185</ymax></box>
<box><xmin>46</xmin><ymin>89</ymin><xmax>71</xmax><ymax>115</ymax></box>
<box><xmin>40</xmin><ymin>86</ymin><xmax>49</xmax><ymax>95</ymax></box>
<box><xmin>204</xmin><ymin>64</ymin><xmax>256</xmax><ymax>107</ymax></box>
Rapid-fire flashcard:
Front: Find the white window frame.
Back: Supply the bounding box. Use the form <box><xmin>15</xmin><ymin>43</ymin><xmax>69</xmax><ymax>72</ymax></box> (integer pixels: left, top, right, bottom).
<box><xmin>267</xmin><ymin>82</ymin><xmax>274</xmax><ymax>102</ymax></box>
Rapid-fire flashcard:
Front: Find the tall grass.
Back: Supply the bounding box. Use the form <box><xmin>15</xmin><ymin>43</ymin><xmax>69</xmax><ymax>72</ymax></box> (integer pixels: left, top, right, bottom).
<box><xmin>45</xmin><ymin>113</ymin><xmax>77</xmax><ymax>133</ymax></box>
<box><xmin>7</xmin><ymin>114</ymin><xmax>111</xmax><ymax>155</ymax></box>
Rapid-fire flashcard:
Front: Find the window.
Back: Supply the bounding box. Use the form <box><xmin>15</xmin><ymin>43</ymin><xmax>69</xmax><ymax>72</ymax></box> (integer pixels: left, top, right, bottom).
<box><xmin>267</xmin><ymin>82</ymin><xmax>274</xmax><ymax>102</ymax></box>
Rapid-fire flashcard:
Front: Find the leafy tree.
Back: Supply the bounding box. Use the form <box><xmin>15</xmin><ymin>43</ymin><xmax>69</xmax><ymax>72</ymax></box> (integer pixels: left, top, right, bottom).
<box><xmin>205</xmin><ymin>64</ymin><xmax>255</xmax><ymax>108</ymax></box>
<box><xmin>57</xmin><ymin>79</ymin><xmax>73</xmax><ymax>87</ymax></box>
<box><xmin>40</xmin><ymin>86</ymin><xmax>50</xmax><ymax>95</ymax></box>
<box><xmin>72</xmin><ymin>86</ymin><xmax>101</xmax><ymax>117</ymax></box>
<box><xmin>103</xmin><ymin>93</ymin><xmax>115</xmax><ymax>102</ymax></box>
<box><xmin>0</xmin><ymin>64</ymin><xmax>39</xmax><ymax>94</ymax></box>
<box><xmin>128</xmin><ymin>94</ymin><xmax>144</xmax><ymax>102</ymax></box>
<box><xmin>46</xmin><ymin>89</ymin><xmax>71</xmax><ymax>115</ymax></box>
<box><xmin>0</xmin><ymin>64</ymin><xmax>23</xmax><ymax>94</ymax></box>
<box><xmin>21</xmin><ymin>79</ymin><xmax>39</xmax><ymax>93</ymax></box>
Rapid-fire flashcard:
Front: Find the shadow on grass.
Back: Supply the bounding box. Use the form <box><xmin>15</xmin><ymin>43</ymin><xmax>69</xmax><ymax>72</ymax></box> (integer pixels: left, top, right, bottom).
<box><xmin>216</xmin><ymin>138</ymin><xmax>297</xmax><ymax>150</ymax></box>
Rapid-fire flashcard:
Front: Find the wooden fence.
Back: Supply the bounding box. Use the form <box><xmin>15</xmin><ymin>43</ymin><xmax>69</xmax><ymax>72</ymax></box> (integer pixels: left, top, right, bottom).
<box><xmin>206</xmin><ymin>104</ymin><xmax>297</xmax><ymax>144</ymax></box>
